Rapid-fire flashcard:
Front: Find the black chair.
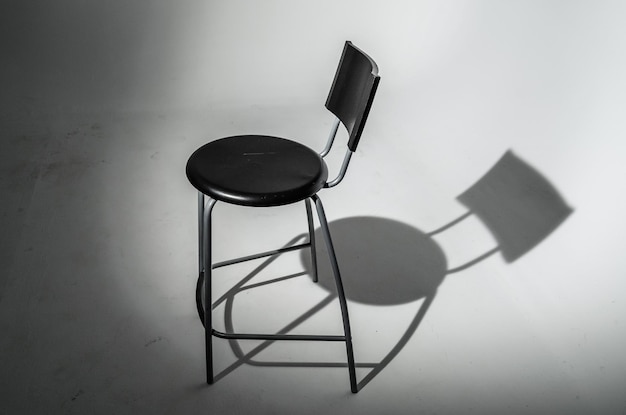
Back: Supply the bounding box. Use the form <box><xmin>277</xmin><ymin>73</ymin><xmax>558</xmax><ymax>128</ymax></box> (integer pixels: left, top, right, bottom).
<box><xmin>186</xmin><ymin>41</ymin><xmax>380</xmax><ymax>393</ymax></box>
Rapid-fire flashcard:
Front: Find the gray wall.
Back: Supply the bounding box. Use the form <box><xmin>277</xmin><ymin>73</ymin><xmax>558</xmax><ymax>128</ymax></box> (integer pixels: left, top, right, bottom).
<box><xmin>2</xmin><ymin>0</ymin><xmax>626</xmax><ymax>412</ymax></box>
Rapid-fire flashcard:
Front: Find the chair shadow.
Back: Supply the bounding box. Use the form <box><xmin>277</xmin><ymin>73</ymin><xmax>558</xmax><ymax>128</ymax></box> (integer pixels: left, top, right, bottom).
<box><xmin>212</xmin><ymin>217</ymin><xmax>446</xmax><ymax>391</ymax></box>
<box><xmin>207</xmin><ymin>149</ymin><xmax>573</xmax><ymax>391</ymax></box>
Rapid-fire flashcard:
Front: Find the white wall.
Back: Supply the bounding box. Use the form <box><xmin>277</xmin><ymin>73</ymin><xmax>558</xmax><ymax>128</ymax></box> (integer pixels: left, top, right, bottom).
<box><xmin>4</xmin><ymin>1</ymin><xmax>626</xmax><ymax>114</ymax></box>
<box><xmin>2</xmin><ymin>0</ymin><xmax>626</xmax><ymax>412</ymax></box>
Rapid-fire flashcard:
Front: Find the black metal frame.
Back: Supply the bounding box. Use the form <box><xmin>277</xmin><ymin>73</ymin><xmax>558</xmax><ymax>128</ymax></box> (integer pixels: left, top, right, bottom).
<box><xmin>196</xmin><ymin>192</ymin><xmax>358</xmax><ymax>393</ymax></box>
<box><xmin>188</xmin><ymin>41</ymin><xmax>381</xmax><ymax>394</ymax></box>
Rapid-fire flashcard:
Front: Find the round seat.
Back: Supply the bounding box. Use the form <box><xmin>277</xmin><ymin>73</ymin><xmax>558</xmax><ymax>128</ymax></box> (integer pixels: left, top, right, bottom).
<box><xmin>186</xmin><ymin>135</ymin><xmax>328</xmax><ymax>207</ymax></box>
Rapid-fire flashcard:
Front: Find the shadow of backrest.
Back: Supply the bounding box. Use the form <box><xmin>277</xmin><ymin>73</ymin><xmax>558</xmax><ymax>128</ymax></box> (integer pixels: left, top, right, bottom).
<box><xmin>457</xmin><ymin>150</ymin><xmax>573</xmax><ymax>262</ymax></box>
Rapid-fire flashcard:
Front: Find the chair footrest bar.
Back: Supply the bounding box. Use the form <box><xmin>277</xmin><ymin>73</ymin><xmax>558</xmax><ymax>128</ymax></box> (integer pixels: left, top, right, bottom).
<box><xmin>212</xmin><ymin>329</ymin><xmax>345</xmax><ymax>342</ymax></box>
<box><xmin>212</xmin><ymin>242</ymin><xmax>311</xmax><ymax>269</ymax></box>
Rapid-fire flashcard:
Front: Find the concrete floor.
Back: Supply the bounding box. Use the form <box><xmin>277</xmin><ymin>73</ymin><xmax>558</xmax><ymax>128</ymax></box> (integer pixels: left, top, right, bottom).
<box><xmin>1</xmin><ymin>102</ymin><xmax>625</xmax><ymax>414</ymax></box>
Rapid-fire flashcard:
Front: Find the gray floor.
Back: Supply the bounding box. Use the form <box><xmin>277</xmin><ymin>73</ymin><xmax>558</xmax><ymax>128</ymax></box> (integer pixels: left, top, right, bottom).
<box><xmin>2</xmin><ymin>103</ymin><xmax>625</xmax><ymax>414</ymax></box>
<box><xmin>3</xmin><ymin>1</ymin><xmax>626</xmax><ymax>413</ymax></box>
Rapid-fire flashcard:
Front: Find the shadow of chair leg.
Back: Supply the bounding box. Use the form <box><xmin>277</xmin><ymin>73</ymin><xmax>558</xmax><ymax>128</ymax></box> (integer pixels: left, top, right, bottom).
<box><xmin>214</xmin><ymin>293</ymin><xmax>337</xmax><ymax>382</ymax></box>
<box><xmin>357</xmin><ymin>292</ymin><xmax>437</xmax><ymax>391</ymax></box>
<box><xmin>216</xmin><ymin>288</ymin><xmax>437</xmax><ymax>392</ymax></box>
<box><xmin>203</xmin><ymin>233</ymin><xmax>438</xmax><ymax>391</ymax></box>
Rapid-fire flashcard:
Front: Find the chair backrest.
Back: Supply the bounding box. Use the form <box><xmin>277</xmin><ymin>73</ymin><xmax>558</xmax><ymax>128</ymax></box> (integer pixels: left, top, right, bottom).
<box><xmin>325</xmin><ymin>41</ymin><xmax>380</xmax><ymax>151</ymax></box>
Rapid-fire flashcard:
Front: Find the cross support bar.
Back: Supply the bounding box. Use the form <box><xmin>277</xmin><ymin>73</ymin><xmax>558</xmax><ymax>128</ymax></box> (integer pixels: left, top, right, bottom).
<box><xmin>212</xmin><ymin>242</ymin><xmax>311</xmax><ymax>269</ymax></box>
<box><xmin>212</xmin><ymin>329</ymin><xmax>345</xmax><ymax>342</ymax></box>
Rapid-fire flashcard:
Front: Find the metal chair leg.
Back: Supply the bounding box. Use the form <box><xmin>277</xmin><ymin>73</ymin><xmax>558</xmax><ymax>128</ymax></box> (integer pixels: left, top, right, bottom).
<box><xmin>202</xmin><ymin>197</ymin><xmax>217</xmax><ymax>384</ymax></box>
<box><xmin>197</xmin><ymin>194</ymin><xmax>356</xmax><ymax>392</ymax></box>
<box><xmin>198</xmin><ymin>192</ymin><xmax>204</xmax><ymax>274</ymax></box>
<box><xmin>305</xmin><ymin>199</ymin><xmax>318</xmax><ymax>283</ymax></box>
<box><xmin>311</xmin><ymin>195</ymin><xmax>358</xmax><ymax>393</ymax></box>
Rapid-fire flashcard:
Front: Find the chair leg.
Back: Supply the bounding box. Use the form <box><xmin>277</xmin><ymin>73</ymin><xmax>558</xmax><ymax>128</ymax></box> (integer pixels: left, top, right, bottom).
<box><xmin>197</xmin><ymin>192</ymin><xmax>204</xmax><ymax>275</ymax></box>
<box><xmin>202</xmin><ymin>197</ymin><xmax>217</xmax><ymax>384</ymax></box>
<box><xmin>304</xmin><ymin>199</ymin><xmax>318</xmax><ymax>283</ymax></box>
<box><xmin>311</xmin><ymin>195</ymin><xmax>358</xmax><ymax>393</ymax></box>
